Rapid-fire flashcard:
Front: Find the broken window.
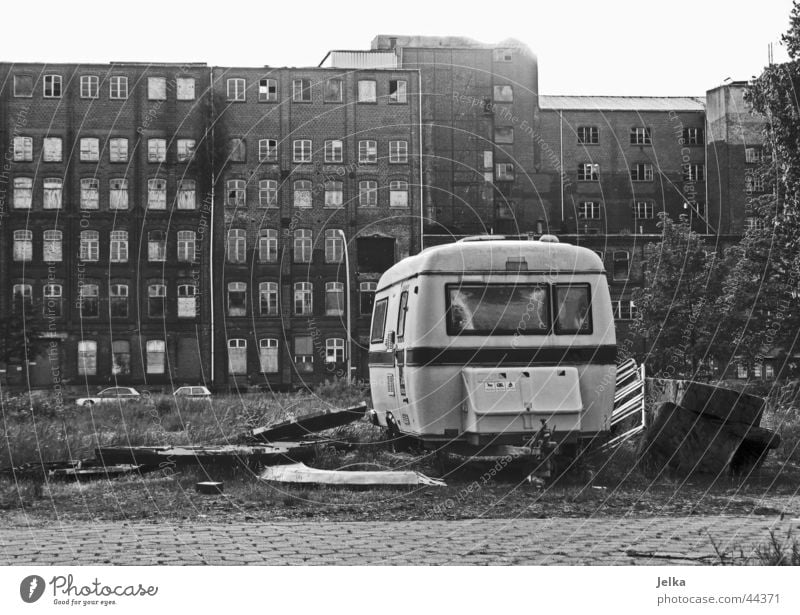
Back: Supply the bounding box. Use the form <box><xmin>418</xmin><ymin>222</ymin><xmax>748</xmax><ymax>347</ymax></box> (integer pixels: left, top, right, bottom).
<box><xmin>80</xmin><ymin>178</ymin><xmax>99</xmax><ymax>210</ymax></box>
<box><xmin>177</xmin><ymin>139</ymin><xmax>196</xmax><ymax>162</ymax></box>
<box><xmin>495</xmin><ymin>127</ymin><xmax>514</xmax><ymax>144</ymax></box>
<box><xmin>359</xmin><ymin>180</ymin><xmax>378</xmax><ymax>207</ymax></box>
<box><xmin>110</xmin><ymin>178</ymin><xmax>128</xmax><ymax>209</ymax></box>
<box><xmin>554</xmin><ymin>284</ymin><xmax>592</xmax><ymax>334</ymax></box>
<box><xmin>630</xmin><ymin>163</ymin><xmax>654</xmax><ymax>182</ymax></box>
<box><xmin>44</xmin><ymin>74</ymin><xmax>62</xmax><ymax>98</ymax></box>
<box><xmin>226</xmin><ymin>179</ymin><xmax>246</xmax><ymax>207</ymax></box>
<box><xmin>360</xmin><ymin>282</ymin><xmax>377</xmax><ymax>315</ymax></box>
<box><xmin>12</xmin><ymin>284</ymin><xmax>33</xmax><ymax>314</ymax></box>
<box><xmin>227</xmin><ymin>282</ymin><xmax>247</xmax><ymax>316</ymax></box>
<box><xmin>493</xmin><ymin>85</ymin><xmax>513</xmax><ymax>102</ymax></box>
<box><xmin>357</xmin><ymin>237</ymin><xmax>395</xmax><ymax>273</ymax></box>
<box><xmin>495</xmin><ymin>163</ymin><xmax>514</xmax><ymax>181</ymax></box>
<box><xmin>13</xmin><ymin>230</ymin><xmax>33</xmax><ymax>262</ymax></box>
<box><xmin>178</xmin><ymin>180</ymin><xmax>196</xmax><ymax>210</ymax></box>
<box><xmin>613</xmin><ymin>251</ymin><xmax>630</xmax><ymax>281</ymax></box>
<box><xmin>43</xmin><ymin>178</ymin><xmax>63</xmax><ymax>209</ymax></box>
<box><xmin>325</xmin><ymin>338</ymin><xmax>345</xmax><ymax>363</ymax></box>
<box><xmin>389</xmin><ymin>80</ymin><xmax>407</xmax><ymax>103</ymax></box>
<box><xmin>229</xmin><ymin>138</ymin><xmax>246</xmax><ymax>162</ymax></box>
<box><xmin>259</xmin><ymin>139</ymin><xmax>278</xmax><ymax>162</ymax></box>
<box><xmin>43</xmin><ymin>230</ymin><xmax>63</xmax><ymax>262</ymax></box>
<box><xmin>148</xmin><ymin>178</ymin><xmax>167</xmax><ymax>209</ymax></box>
<box><xmin>258</xmin><ymin>229</ymin><xmax>278</xmax><ymax>263</ymax></box>
<box><xmin>259</xmin><ymin>78</ymin><xmax>277</xmax><ymax>102</ymax></box>
<box><xmin>578</xmin><ymin>163</ymin><xmax>599</xmax><ymax>181</ymax></box>
<box><xmin>324</xmin><ymin>79</ymin><xmax>342</xmax><ymax>102</ymax></box>
<box><xmin>294</xmin><ymin>336</ymin><xmax>314</xmax><ymax>373</ymax></box>
<box><xmin>110</xmin><ymin>284</ymin><xmax>129</xmax><ymax>318</ymax></box>
<box><xmin>112</xmin><ymin>340</ymin><xmax>131</xmax><ymax>375</ymax></box>
<box><xmin>109</xmin><ymin>138</ymin><xmax>128</xmax><ymax>162</ymax></box>
<box><xmin>79</xmin><ymin>284</ymin><xmax>99</xmax><ymax>318</ymax></box>
<box><xmin>13</xmin><ymin>74</ymin><xmax>33</xmax><ymax>97</ymax></box>
<box><xmin>446</xmin><ymin>283</ymin><xmax>549</xmax><ymax>335</ymax></box>
<box><xmin>148</xmin><ymin>283</ymin><xmax>167</xmax><ymax>318</ymax></box>
<box><xmin>324</xmin><ymin>180</ymin><xmax>343</xmax><ymax>207</ymax></box>
<box><xmin>148</xmin><ymin>231</ymin><xmax>167</xmax><ymax>262</ymax></box>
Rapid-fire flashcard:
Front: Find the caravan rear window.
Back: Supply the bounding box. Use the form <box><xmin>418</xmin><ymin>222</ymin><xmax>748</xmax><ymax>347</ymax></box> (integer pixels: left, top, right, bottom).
<box><xmin>446</xmin><ymin>283</ymin><xmax>549</xmax><ymax>335</ymax></box>
<box><xmin>554</xmin><ymin>284</ymin><xmax>592</xmax><ymax>334</ymax></box>
<box><xmin>370</xmin><ymin>298</ymin><xmax>389</xmax><ymax>343</ymax></box>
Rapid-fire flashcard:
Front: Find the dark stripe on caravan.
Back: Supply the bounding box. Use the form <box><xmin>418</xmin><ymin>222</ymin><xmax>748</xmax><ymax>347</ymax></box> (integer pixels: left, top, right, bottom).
<box><xmin>368</xmin><ymin>345</ymin><xmax>617</xmax><ymax>367</ymax></box>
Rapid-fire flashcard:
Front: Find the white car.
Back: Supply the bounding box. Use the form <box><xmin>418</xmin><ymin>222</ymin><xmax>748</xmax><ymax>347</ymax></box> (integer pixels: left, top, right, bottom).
<box><xmin>173</xmin><ymin>385</ymin><xmax>212</xmax><ymax>399</ymax></box>
<box><xmin>76</xmin><ymin>387</ymin><xmax>142</xmax><ymax>407</ymax></box>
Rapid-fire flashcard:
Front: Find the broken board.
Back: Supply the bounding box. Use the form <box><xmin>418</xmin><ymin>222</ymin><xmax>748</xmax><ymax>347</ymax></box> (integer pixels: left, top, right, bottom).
<box><xmin>259</xmin><ymin>462</ymin><xmax>446</xmax><ymax>487</ymax></box>
<box><xmin>0</xmin><ymin>460</ymin><xmax>151</xmax><ymax>482</ymax></box>
<box><xmin>96</xmin><ymin>442</ymin><xmax>315</xmax><ymax>469</ymax></box>
<box><xmin>244</xmin><ymin>402</ymin><xmax>367</xmax><ymax>442</ymax></box>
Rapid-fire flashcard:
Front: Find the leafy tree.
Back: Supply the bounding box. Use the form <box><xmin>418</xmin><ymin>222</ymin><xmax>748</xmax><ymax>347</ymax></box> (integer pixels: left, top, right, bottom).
<box><xmin>631</xmin><ymin>214</ymin><xmax>725</xmax><ymax>378</ymax></box>
<box><xmin>0</xmin><ymin>303</ymin><xmax>44</xmax><ymax>367</ymax></box>
<box><xmin>720</xmin><ymin>1</ymin><xmax>800</xmax><ymax>370</ymax></box>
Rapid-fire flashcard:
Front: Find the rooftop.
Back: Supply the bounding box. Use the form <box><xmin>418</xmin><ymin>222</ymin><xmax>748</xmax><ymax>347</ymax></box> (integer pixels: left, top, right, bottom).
<box><xmin>539</xmin><ymin>95</ymin><xmax>706</xmax><ymax>112</ymax></box>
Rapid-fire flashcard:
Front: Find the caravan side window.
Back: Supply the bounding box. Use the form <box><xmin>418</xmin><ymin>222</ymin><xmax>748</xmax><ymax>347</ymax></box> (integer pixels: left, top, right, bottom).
<box><xmin>554</xmin><ymin>284</ymin><xmax>593</xmax><ymax>334</ymax></box>
<box><xmin>396</xmin><ymin>291</ymin><xmax>409</xmax><ymax>341</ymax></box>
<box><xmin>370</xmin><ymin>297</ymin><xmax>388</xmax><ymax>343</ymax></box>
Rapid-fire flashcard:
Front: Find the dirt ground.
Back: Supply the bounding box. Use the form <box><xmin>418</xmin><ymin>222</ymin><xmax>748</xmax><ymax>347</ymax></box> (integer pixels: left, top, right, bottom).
<box><xmin>2</xmin><ymin>444</ymin><xmax>798</xmax><ymax>525</ymax></box>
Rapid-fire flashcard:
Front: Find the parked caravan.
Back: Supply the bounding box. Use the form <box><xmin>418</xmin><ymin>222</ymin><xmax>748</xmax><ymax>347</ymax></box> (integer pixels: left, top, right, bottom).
<box><xmin>368</xmin><ymin>236</ymin><xmax>616</xmax><ymax>465</ymax></box>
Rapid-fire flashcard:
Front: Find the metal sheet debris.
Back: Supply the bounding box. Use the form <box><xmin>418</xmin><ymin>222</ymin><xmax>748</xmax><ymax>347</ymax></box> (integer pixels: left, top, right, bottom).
<box><xmin>96</xmin><ymin>442</ymin><xmax>316</xmax><ymax>469</ymax></box>
<box><xmin>260</xmin><ymin>462</ymin><xmax>446</xmax><ymax>487</ymax></box>
<box><xmin>244</xmin><ymin>403</ymin><xmax>367</xmax><ymax>442</ymax></box>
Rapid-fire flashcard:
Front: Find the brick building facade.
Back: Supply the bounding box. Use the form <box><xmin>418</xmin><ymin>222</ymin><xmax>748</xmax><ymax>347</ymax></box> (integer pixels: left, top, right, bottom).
<box><xmin>0</xmin><ymin>40</ymin><xmax>767</xmax><ymax>392</ymax></box>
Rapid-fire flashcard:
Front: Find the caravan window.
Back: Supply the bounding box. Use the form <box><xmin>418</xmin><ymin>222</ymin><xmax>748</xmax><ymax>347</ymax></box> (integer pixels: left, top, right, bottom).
<box><xmin>554</xmin><ymin>284</ymin><xmax>592</xmax><ymax>334</ymax></box>
<box><xmin>370</xmin><ymin>298</ymin><xmax>388</xmax><ymax>343</ymax></box>
<box><xmin>397</xmin><ymin>291</ymin><xmax>409</xmax><ymax>341</ymax></box>
<box><xmin>446</xmin><ymin>284</ymin><xmax>549</xmax><ymax>335</ymax></box>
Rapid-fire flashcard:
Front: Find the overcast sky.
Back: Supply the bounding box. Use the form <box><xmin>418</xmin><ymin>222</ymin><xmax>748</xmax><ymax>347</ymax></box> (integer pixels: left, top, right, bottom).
<box><xmin>1</xmin><ymin>0</ymin><xmax>794</xmax><ymax>96</ymax></box>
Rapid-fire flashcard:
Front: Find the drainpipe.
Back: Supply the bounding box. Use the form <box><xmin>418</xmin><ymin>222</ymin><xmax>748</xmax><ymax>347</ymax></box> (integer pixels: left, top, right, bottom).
<box><xmin>417</xmin><ymin>68</ymin><xmax>424</xmax><ymax>253</ymax></box>
<box><xmin>209</xmin><ymin>68</ymin><xmax>215</xmax><ymax>383</ymax></box>
<box><xmin>559</xmin><ymin>110</ymin><xmax>565</xmax><ymax>227</ymax></box>
<box><xmin>336</xmin><ymin>229</ymin><xmax>352</xmax><ymax>383</ymax></box>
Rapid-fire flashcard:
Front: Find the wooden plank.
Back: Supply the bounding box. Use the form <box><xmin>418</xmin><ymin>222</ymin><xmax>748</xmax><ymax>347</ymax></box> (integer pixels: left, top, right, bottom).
<box><xmin>95</xmin><ymin>442</ymin><xmax>315</xmax><ymax>468</ymax></box>
<box><xmin>259</xmin><ymin>462</ymin><xmax>446</xmax><ymax>487</ymax></box>
<box><xmin>244</xmin><ymin>403</ymin><xmax>367</xmax><ymax>442</ymax></box>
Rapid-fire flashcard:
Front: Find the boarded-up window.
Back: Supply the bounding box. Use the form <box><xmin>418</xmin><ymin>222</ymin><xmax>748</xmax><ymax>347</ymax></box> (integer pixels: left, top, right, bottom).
<box><xmin>178</xmin><ymin>180</ymin><xmax>196</xmax><ymax>210</ymax></box>
<box><xmin>78</xmin><ymin>341</ymin><xmax>97</xmax><ymax>376</ymax></box>
<box><xmin>228</xmin><ymin>339</ymin><xmax>247</xmax><ymax>375</ymax></box>
<box><xmin>293</xmin><ymin>180</ymin><xmax>312</xmax><ymax>207</ymax></box>
<box><xmin>259</xmin><ymin>339</ymin><xmax>278</xmax><ymax>373</ymax></box>
<box><xmin>80</xmin><ymin>138</ymin><xmax>99</xmax><ymax>161</ymax></box>
<box><xmin>43</xmin><ymin>230</ymin><xmax>63</xmax><ymax>262</ymax></box>
<box><xmin>148</xmin><ymin>77</ymin><xmax>167</xmax><ymax>100</ymax></box>
<box><xmin>148</xmin><ymin>178</ymin><xmax>167</xmax><ymax>209</ymax></box>
<box><xmin>177</xmin><ymin>139</ymin><xmax>196</xmax><ymax>162</ymax></box>
<box><xmin>13</xmin><ymin>230</ymin><xmax>33</xmax><ymax>261</ymax></box>
<box><xmin>81</xmin><ymin>178</ymin><xmax>99</xmax><ymax>209</ymax></box>
<box><xmin>357</xmin><ymin>80</ymin><xmax>376</xmax><ymax>102</ymax></box>
<box><xmin>146</xmin><ymin>340</ymin><xmax>166</xmax><ymax>374</ymax></box>
<box><xmin>294</xmin><ymin>336</ymin><xmax>313</xmax><ymax>373</ymax></box>
<box><xmin>325</xmin><ymin>282</ymin><xmax>344</xmax><ymax>316</ymax></box>
<box><xmin>110</xmin><ymin>138</ymin><xmax>128</xmax><ymax>162</ymax></box>
<box><xmin>176</xmin><ymin>77</ymin><xmax>195</xmax><ymax>100</ymax></box>
<box><xmin>324</xmin><ymin>79</ymin><xmax>342</xmax><ymax>102</ymax></box>
<box><xmin>13</xmin><ymin>75</ymin><xmax>33</xmax><ymax>97</ymax></box>
<box><xmin>13</xmin><ymin>137</ymin><xmax>32</xmax><ymax>161</ymax></box>
<box><xmin>229</xmin><ymin>138</ymin><xmax>246</xmax><ymax>162</ymax></box>
<box><xmin>14</xmin><ymin>178</ymin><xmax>32</xmax><ymax>209</ymax></box>
<box><xmin>148</xmin><ymin>139</ymin><xmax>167</xmax><ymax>162</ymax></box>
<box><xmin>258</xmin><ymin>78</ymin><xmax>277</xmax><ymax>102</ymax></box>
<box><xmin>389</xmin><ymin>181</ymin><xmax>409</xmax><ymax>207</ymax></box>
<box><xmin>178</xmin><ymin>285</ymin><xmax>198</xmax><ymax>318</ymax></box>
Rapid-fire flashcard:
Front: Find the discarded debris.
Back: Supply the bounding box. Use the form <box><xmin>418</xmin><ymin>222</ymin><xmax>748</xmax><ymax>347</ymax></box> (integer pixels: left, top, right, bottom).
<box><xmin>259</xmin><ymin>462</ymin><xmax>446</xmax><ymax>487</ymax></box>
<box><xmin>0</xmin><ymin>459</ymin><xmax>151</xmax><ymax>482</ymax></box>
<box><xmin>96</xmin><ymin>442</ymin><xmax>316</xmax><ymax>469</ymax></box>
<box><xmin>638</xmin><ymin>381</ymin><xmax>780</xmax><ymax>477</ymax></box>
<box><xmin>195</xmin><ymin>481</ymin><xmax>224</xmax><ymax>495</ymax></box>
<box><xmin>243</xmin><ymin>403</ymin><xmax>367</xmax><ymax>442</ymax></box>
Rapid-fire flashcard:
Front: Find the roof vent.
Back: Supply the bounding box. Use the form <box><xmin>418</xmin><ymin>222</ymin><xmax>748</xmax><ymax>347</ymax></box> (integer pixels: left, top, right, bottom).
<box><xmin>539</xmin><ymin>234</ymin><xmax>559</xmax><ymax>243</ymax></box>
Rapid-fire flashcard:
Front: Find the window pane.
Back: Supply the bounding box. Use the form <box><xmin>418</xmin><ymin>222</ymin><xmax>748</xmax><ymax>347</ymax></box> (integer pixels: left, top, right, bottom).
<box><xmin>447</xmin><ymin>284</ymin><xmax>549</xmax><ymax>334</ymax></box>
<box><xmin>554</xmin><ymin>285</ymin><xmax>592</xmax><ymax>334</ymax></box>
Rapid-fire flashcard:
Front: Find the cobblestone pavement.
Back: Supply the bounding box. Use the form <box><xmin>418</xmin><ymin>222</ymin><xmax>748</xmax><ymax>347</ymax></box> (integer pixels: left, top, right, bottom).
<box><xmin>1</xmin><ymin>516</ymin><xmax>796</xmax><ymax>565</ymax></box>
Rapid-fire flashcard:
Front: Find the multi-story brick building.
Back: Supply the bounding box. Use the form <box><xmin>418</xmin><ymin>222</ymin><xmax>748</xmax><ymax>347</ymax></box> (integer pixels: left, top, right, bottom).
<box><xmin>0</xmin><ymin>60</ymin><xmax>420</xmax><ymax>392</ymax></box>
<box><xmin>0</xmin><ymin>42</ymin><xmax>771</xmax><ymax>393</ymax></box>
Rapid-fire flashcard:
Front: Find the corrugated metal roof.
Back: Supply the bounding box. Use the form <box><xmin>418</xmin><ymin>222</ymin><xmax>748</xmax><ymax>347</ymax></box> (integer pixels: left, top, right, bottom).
<box><xmin>320</xmin><ymin>51</ymin><xmax>398</xmax><ymax>69</ymax></box>
<box><xmin>539</xmin><ymin>95</ymin><xmax>706</xmax><ymax>112</ymax></box>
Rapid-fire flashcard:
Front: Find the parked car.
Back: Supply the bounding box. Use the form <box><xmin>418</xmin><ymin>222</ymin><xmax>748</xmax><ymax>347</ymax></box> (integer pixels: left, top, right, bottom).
<box><xmin>173</xmin><ymin>385</ymin><xmax>212</xmax><ymax>399</ymax></box>
<box><xmin>76</xmin><ymin>387</ymin><xmax>142</xmax><ymax>407</ymax></box>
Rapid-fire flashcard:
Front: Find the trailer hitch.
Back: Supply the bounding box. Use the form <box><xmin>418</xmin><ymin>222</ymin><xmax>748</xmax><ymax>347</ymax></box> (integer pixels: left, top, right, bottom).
<box><xmin>524</xmin><ymin>419</ymin><xmax>558</xmax><ymax>487</ymax></box>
